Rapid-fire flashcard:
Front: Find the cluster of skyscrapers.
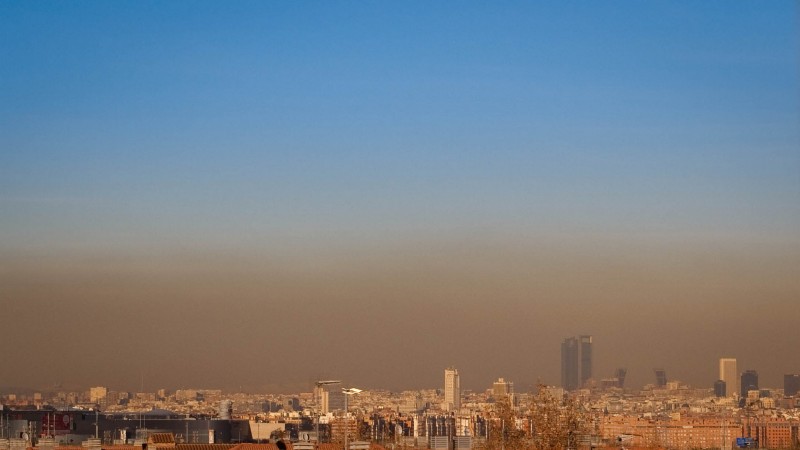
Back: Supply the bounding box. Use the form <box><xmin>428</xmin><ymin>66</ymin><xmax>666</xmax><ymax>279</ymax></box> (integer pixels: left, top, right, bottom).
<box><xmin>560</xmin><ymin>335</ymin><xmax>593</xmax><ymax>391</ymax></box>
<box><xmin>715</xmin><ymin>358</ymin><xmax>799</xmax><ymax>403</ymax></box>
<box><xmin>558</xmin><ymin>337</ymin><xmax>798</xmax><ymax>398</ymax></box>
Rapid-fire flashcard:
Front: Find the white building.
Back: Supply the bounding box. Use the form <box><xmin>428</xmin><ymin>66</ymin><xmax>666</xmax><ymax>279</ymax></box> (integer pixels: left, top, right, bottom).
<box><xmin>444</xmin><ymin>367</ymin><xmax>460</xmax><ymax>411</ymax></box>
<box><xmin>719</xmin><ymin>358</ymin><xmax>738</xmax><ymax>399</ymax></box>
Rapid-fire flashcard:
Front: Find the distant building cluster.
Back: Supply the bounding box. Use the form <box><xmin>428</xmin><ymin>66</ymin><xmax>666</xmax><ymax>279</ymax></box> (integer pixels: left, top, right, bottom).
<box><xmin>2</xmin><ymin>337</ymin><xmax>799</xmax><ymax>450</ymax></box>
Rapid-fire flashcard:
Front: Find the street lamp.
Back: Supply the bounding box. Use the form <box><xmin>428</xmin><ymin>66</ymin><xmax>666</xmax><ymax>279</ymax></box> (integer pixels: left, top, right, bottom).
<box><xmin>342</xmin><ymin>388</ymin><xmax>363</xmax><ymax>450</ymax></box>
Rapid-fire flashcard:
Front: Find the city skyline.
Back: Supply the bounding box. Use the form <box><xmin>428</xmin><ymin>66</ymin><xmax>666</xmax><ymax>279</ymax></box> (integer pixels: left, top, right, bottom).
<box><xmin>3</xmin><ymin>370</ymin><xmax>799</xmax><ymax>450</ymax></box>
<box><xmin>2</xmin><ymin>2</ymin><xmax>799</xmax><ymax>394</ymax></box>
<box><xmin>5</xmin><ymin>373</ymin><xmax>800</xmax><ymax>399</ymax></box>
<box><xmin>2</xmin><ymin>355</ymin><xmax>797</xmax><ymax>396</ymax></box>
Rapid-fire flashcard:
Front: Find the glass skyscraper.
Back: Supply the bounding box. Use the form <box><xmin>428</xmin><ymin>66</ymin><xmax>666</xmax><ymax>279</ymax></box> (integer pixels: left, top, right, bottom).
<box><xmin>561</xmin><ymin>335</ymin><xmax>592</xmax><ymax>391</ymax></box>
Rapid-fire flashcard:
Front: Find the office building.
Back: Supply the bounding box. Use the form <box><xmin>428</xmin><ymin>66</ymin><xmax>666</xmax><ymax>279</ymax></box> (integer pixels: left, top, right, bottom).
<box><xmin>321</xmin><ymin>388</ymin><xmax>345</xmax><ymax>413</ymax></box>
<box><xmin>719</xmin><ymin>358</ymin><xmax>738</xmax><ymax>398</ymax></box>
<box><xmin>614</xmin><ymin>368</ymin><xmax>627</xmax><ymax>389</ymax></box>
<box><xmin>741</xmin><ymin>370</ymin><xmax>759</xmax><ymax>399</ymax></box>
<box><xmin>444</xmin><ymin>367</ymin><xmax>460</xmax><ymax>411</ymax></box>
<box><xmin>561</xmin><ymin>335</ymin><xmax>592</xmax><ymax>391</ymax></box>
<box><xmin>654</xmin><ymin>368</ymin><xmax>667</xmax><ymax>387</ymax></box>
<box><xmin>714</xmin><ymin>380</ymin><xmax>726</xmax><ymax>397</ymax></box>
<box><xmin>492</xmin><ymin>378</ymin><xmax>514</xmax><ymax>399</ymax></box>
<box><xmin>785</xmin><ymin>374</ymin><xmax>800</xmax><ymax>397</ymax></box>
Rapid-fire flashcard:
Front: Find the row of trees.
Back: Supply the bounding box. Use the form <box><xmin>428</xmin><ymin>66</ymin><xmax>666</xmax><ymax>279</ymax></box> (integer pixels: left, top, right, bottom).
<box><xmin>318</xmin><ymin>385</ymin><xmax>590</xmax><ymax>450</ymax></box>
<box><xmin>480</xmin><ymin>385</ymin><xmax>589</xmax><ymax>450</ymax></box>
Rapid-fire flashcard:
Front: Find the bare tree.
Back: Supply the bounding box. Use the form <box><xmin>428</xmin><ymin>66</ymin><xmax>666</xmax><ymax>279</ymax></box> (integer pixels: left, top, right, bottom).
<box><xmin>479</xmin><ymin>397</ymin><xmax>530</xmax><ymax>450</ymax></box>
<box><xmin>529</xmin><ymin>385</ymin><xmax>588</xmax><ymax>450</ymax></box>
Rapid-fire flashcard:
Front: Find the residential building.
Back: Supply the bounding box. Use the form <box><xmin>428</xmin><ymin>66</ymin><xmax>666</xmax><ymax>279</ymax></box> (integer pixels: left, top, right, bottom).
<box><xmin>89</xmin><ymin>386</ymin><xmax>108</xmax><ymax>404</ymax></box>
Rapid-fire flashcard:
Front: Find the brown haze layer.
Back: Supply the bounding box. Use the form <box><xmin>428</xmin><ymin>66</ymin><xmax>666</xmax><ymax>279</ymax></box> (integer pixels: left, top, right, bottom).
<box><xmin>1</xmin><ymin>231</ymin><xmax>798</xmax><ymax>393</ymax></box>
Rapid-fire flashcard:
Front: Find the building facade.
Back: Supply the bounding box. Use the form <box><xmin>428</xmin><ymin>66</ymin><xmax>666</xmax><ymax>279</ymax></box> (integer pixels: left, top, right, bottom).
<box><xmin>561</xmin><ymin>335</ymin><xmax>592</xmax><ymax>391</ymax></box>
<box><xmin>654</xmin><ymin>368</ymin><xmax>667</xmax><ymax>387</ymax></box>
<box><xmin>601</xmin><ymin>415</ymin><xmax>738</xmax><ymax>450</ymax></box>
<box><xmin>741</xmin><ymin>370</ymin><xmax>759</xmax><ymax>400</ymax></box>
<box><xmin>784</xmin><ymin>374</ymin><xmax>800</xmax><ymax>397</ymax></box>
<box><xmin>491</xmin><ymin>378</ymin><xmax>513</xmax><ymax>401</ymax></box>
<box><xmin>88</xmin><ymin>387</ymin><xmax>108</xmax><ymax>404</ymax></box>
<box><xmin>749</xmin><ymin>418</ymin><xmax>800</xmax><ymax>449</ymax></box>
<box><xmin>321</xmin><ymin>389</ymin><xmax>345</xmax><ymax>414</ymax></box>
<box><xmin>714</xmin><ymin>380</ymin><xmax>727</xmax><ymax>397</ymax></box>
<box><xmin>719</xmin><ymin>358</ymin><xmax>738</xmax><ymax>399</ymax></box>
<box><xmin>444</xmin><ymin>367</ymin><xmax>460</xmax><ymax>412</ymax></box>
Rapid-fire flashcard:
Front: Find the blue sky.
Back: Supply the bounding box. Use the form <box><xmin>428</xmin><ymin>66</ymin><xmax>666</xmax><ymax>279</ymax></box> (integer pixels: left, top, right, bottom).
<box><xmin>2</xmin><ymin>1</ymin><xmax>798</xmax><ymax>252</ymax></box>
<box><xmin>1</xmin><ymin>2</ymin><xmax>799</xmax><ymax>391</ymax></box>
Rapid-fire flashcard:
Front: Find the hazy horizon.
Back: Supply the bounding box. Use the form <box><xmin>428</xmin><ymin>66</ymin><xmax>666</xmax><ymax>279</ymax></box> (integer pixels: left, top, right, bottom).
<box><xmin>1</xmin><ymin>2</ymin><xmax>798</xmax><ymax>396</ymax></box>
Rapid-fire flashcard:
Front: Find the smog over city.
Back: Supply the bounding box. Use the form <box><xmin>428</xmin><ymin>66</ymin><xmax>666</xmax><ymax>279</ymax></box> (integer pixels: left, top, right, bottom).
<box><xmin>1</xmin><ymin>1</ymin><xmax>798</xmax><ymax>404</ymax></box>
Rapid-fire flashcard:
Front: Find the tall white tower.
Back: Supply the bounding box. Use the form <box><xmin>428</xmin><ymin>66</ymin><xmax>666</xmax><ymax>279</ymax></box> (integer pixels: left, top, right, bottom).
<box><xmin>444</xmin><ymin>367</ymin><xmax>460</xmax><ymax>411</ymax></box>
<box><xmin>719</xmin><ymin>358</ymin><xmax>738</xmax><ymax>398</ymax></box>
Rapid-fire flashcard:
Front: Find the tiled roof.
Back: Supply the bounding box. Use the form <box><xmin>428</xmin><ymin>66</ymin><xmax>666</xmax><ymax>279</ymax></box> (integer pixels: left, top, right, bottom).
<box><xmin>232</xmin><ymin>444</ymin><xmax>293</xmax><ymax>450</ymax></box>
<box><xmin>175</xmin><ymin>445</ymin><xmax>238</xmax><ymax>450</ymax></box>
<box><xmin>149</xmin><ymin>434</ymin><xmax>176</xmax><ymax>445</ymax></box>
<box><xmin>312</xmin><ymin>444</ymin><xmax>391</xmax><ymax>450</ymax></box>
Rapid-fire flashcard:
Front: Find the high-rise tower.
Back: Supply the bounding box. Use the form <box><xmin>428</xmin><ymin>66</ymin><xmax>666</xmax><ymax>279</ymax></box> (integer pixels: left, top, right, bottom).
<box><xmin>614</xmin><ymin>368</ymin><xmax>627</xmax><ymax>389</ymax></box>
<box><xmin>654</xmin><ymin>368</ymin><xmax>667</xmax><ymax>387</ymax></box>
<box><xmin>785</xmin><ymin>374</ymin><xmax>800</xmax><ymax>396</ymax></box>
<box><xmin>561</xmin><ymin>335</ymin><xmax>592</xmax><ymax>391</ymax></box>
<box><xmin>444</xmin><ymin>367</ymin><xmax>460</xmax><ymax>411</ymax></box>
<box><xmin>714</xmin><ymin>380</ymin><xmax>726</xmax><ymax>397</ymax></box>
<box><xmin>741</xmin><ymin>370</ymin><xmax>759</xmax><ymax>399</ymax></box>
<box><xmin>719</xmin><ymin>358</ymin><xmax>738</xmax><ymax>398</ymax></box>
